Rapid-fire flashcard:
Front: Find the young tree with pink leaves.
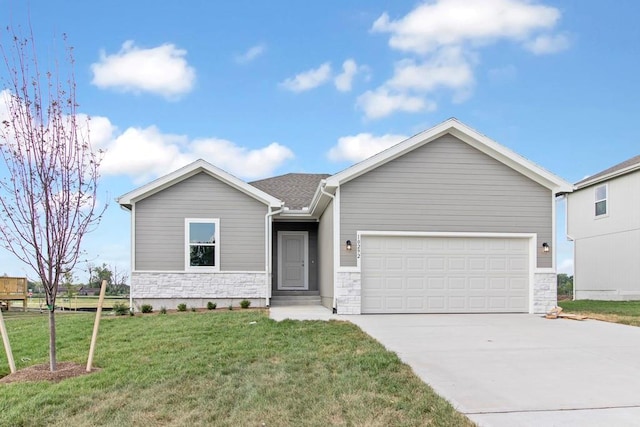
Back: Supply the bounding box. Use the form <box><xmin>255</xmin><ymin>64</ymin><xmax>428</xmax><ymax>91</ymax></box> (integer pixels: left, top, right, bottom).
<box><xmin>0</xmin><ymin>27</ymin><xmax>105</xmax><ymax>372</ymax></box>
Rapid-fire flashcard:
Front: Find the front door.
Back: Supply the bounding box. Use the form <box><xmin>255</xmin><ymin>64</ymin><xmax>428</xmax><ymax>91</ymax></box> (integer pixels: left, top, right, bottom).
<box><xmin>277</xmin><ymin>231</ymin><xmax>309</xmax><ymax>290</ymax></box>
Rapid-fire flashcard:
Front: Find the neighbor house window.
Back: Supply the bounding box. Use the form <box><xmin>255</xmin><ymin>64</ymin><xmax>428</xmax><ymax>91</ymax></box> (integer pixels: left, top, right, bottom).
<box><xmin>185</xmin><ymin>218</ymin><xmax>220</xmax><ymax>270</ymax></box>
<box><xmin>595</xmin><ymin>184</ymin><xmax>607</xmax><ymax>217</ymax></box>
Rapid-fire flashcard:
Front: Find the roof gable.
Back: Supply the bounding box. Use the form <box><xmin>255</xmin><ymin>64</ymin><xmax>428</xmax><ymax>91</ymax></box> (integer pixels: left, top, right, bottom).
<box><xmin>117</xmin><ymin>159</ymin><xmax>283</xmax><ymax>209</ymax></box>
<box><xmin>324</xmin><ymin>118</ymin><xmax>573</xmax><ymax>194</ymax></box>
<box><xmin>575</xmin><ymin>154</ymin><xmax>640</xmax><ymax>189</ymax></box>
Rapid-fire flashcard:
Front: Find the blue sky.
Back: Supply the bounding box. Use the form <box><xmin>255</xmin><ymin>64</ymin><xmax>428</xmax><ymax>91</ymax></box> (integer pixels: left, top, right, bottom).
<box><xmin>0</xmin><ymin>0</ymin><xmax>639</xmax><ymax>282</ymax></box>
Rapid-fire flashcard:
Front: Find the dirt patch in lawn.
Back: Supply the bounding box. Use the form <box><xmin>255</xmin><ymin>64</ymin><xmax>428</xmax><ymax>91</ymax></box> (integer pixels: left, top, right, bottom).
<box><xmin>0</xmin><ymin>362</ymin><xmax>99</xmax><ymax>384</ymax></box>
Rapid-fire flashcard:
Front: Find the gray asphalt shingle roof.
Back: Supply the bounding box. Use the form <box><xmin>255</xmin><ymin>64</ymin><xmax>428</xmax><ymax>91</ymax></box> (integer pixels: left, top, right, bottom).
<box><xmin>250</xmin><ymin>173</ymin><xmax>331</xmax><ymax>210</ymax></box>
<box><xmin>576</xmin><ymin>154</ymin><xmax>640</xmax><ymax>187</ymax></box>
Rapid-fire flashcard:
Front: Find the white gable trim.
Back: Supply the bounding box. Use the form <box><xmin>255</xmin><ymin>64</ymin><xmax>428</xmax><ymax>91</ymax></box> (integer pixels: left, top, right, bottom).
<box><xmin>575</xmin><ymin>163</ymin><xmax>640</xmax><ymax>190</ymax></box>
<box><xmin>117</xmin><ymin>159</ymin><xmax>283</xmax><ymax>208</ymax></box>
<box><xmin>325</xmin><ymin>118</ymin><xmax>573</xmax><ymax>194</ymax></box>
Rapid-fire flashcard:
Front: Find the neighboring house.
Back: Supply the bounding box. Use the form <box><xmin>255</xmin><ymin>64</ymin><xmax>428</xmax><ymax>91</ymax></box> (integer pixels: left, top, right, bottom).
<box><xmin>567</xmin><ymin>154</ymin><xmax>640</xmax><ymax>300</ymax></box>
<box><xmin>117</xmin><ymin>118</ymin><xmax>572</xmax><ymax>314</ymax></box>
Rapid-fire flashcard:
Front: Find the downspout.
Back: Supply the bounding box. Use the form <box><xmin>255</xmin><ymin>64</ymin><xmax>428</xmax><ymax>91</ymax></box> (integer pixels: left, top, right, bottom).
<box><xmin>265</xmin><ymin>205</ymin><xmax>284</xmax><ymax>307</ymax></box>
<box><xmin>561</xmin><ymin>193</ymin><xmax>577</xmax><ymax>300</ymax></box>
<box><xmin>319</xmin><ymin>183</ymin><xmax>337</xmax><ymax>312</ymax></box>
<box><xmin>118</xmin><ymin>203</ymin><xmax>135</xmax><ymax>313</ymax></box>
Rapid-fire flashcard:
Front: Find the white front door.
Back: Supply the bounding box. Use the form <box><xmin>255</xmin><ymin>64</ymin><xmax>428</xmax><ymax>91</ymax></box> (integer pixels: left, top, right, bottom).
<box><xmin>277</xmin><ymin>231</ymin><xmax>309</xmax><ymax>290</ymax></box>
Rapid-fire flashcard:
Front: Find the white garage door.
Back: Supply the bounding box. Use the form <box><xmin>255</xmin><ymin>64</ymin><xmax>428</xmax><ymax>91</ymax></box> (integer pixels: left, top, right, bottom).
<box><xmin>361</xmin><ymin>235</ymin><xmax>530</xmax><ymax>314</ymax></box>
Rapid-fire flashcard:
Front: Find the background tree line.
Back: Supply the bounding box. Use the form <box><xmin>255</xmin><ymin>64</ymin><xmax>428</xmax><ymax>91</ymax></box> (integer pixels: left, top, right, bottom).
<box><xmin>13</xmin><ymin>263</ymin><xmax>129</xmax><ymax>297</ymax></box>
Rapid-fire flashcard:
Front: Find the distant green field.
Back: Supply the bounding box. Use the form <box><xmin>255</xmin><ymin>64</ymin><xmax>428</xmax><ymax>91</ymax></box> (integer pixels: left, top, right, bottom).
<box><xmin>26</xmin><ymin>296</ymin><xmax>128</xmax><ymax>311</ymax></box>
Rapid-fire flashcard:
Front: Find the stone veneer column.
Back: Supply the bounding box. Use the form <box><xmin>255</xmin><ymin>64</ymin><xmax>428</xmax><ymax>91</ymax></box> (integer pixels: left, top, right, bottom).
<box><xmin>335</xmin><ymin>271</ymin><xmax>361</xmax><ymax>314</ymax></box>
<box><xmin>533</xmin><ymin>272</ymin><xmax>557</xmax><ymax>314</ymax></box>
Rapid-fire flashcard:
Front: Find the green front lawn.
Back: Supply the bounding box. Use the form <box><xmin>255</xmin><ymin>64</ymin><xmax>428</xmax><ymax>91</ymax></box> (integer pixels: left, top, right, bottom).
<box><xmin>0</xmin><ymin>311</ymin><xmax>472</xmax><ymax>426</ymax></box>
<box><xmin>559</xmin><ymin>300</ymin><xmax>640</xmax><ymax>327</ymax></box>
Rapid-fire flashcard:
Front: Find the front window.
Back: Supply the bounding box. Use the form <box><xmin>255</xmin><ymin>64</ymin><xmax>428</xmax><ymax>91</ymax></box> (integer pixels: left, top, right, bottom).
<box><xmin>186</xmin><ymin>219</ymin><xmax>219</xmax><ymax>270</ymax></box>
<box><xmin>595</xmin><ymin>185</ymin><xmax>607</xmax><ymax>217</ymax></box>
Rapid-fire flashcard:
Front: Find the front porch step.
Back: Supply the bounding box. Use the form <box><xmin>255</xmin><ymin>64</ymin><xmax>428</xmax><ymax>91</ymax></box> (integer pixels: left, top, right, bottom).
<box><xmin>272</xmin><ymin>290</ymin><xmax>320</xmax><ymax>297</ymax></box>
<box><xmin>270</xmin><ymin>295</ymin><xmax>321</xmax><ymax>306</ymax></box>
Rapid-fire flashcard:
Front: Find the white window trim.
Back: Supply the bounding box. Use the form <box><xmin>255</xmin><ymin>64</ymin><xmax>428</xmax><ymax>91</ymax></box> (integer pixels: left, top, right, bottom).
<box><xmin>185</xmin><ymin>218</ymin><xmax>220</xmax><ymax>272</ymax></box>
<box><xmin>594</xmin><ymin>184</ymin><xmax>608</xmax><ymax>218</ymax></box>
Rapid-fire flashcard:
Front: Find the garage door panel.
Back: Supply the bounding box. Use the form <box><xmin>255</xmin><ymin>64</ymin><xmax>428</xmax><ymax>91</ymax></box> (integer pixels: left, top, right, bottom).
<box><xmin>385</xmin><ymin>257</ymin><xmax>404</xmax><ymax>270</ymax></box>
<box><xmin>449</xmin><ymin>277</ymin><xmax>466</xmax><ymax>289</ymax></box>
<box><xmin>428</xmin><ymin>257</ymin><xmax>446</xmax><ymax>270</ymax></box>
<box><xmin>407</xmin><ymin>277</ymin><xmax>425</xmax><ymax>290</ymax></box>
<box><xmin>448</xmin><ymin>296</ymin><xmax>467</xmax><ymax>310</ymax></box>
<box><xmin>469</xmin><ymin>277</ymin><xmax>487</xmax><ymax>290</ymax></box>
<box><xmin>361</xmin><ymin>236</ymin><xmax>530</xmax><ymax>314</ymax></box>
<box><xmin>386</xmin><ymin>277</ymin><xmax>403</xmax><ymax>290</ymax></box>
<box><xmin>489</xmin><ymin>277</ymin><xmax>506</xmax><ymax>290</ymax></box>
<box><xmin>468</xmin><ymin>257</ymin><xmax>487</xmax><ymax>271</ymax></box>
<box><xmin>406</xmin><ymin>257</ymin><xmax>426</xmax><ymax>271</ymax></box>
<box><xmin>428</xmin><ymin>296</ymin><xmax>445</xmax><ymax>309</ymax></box>
<box><xmin>448</xmin><ymin>257</ymin><xmax>467</xmax><ymax>271</ymax></box>
<box><xmin>406</xmin><ymin>297</ymin><xmax>425</xmax><ymax>309</ymax></box>
<box><xmin>428</xmin><ymin>277</ymin><xmax>445</xmax><ymax>289</ymax></box>
<box><xmin>362</xmin><ymin>296</ymin><xmax>383</xmax><ymax>311</ymax></box>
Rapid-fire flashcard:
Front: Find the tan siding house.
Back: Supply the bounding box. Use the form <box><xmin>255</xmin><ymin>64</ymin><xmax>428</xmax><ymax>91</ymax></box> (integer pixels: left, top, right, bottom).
<box><xmin>118</xmin><ymin>119</ymin><xmax>572</xmax><ymax>314</ymax></box>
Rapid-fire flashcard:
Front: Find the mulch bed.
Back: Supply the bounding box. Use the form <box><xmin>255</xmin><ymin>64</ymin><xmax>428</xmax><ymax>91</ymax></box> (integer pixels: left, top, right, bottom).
<box><xmin>0</xmin><ymin>362</ymin><xmax>98</xmax><ymax>384</ymax></box>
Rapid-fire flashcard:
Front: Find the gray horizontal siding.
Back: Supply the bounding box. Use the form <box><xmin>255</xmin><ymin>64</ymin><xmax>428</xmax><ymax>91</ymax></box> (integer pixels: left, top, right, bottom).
<box><xmin>135</xmin><ymin>172</ymin><xmax>267</xmax><ymax>271</ymax></box>
<box><xmin>340</xmin><ymin>135</ymin><xmax>552</xmax><ymax>268</ymax></box>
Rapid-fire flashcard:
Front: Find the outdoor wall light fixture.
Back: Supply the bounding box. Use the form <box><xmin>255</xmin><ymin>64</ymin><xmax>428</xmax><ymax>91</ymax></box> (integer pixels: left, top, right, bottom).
<box><xmin>346</xmin><ymin>240</ymin><xmax>352</xmax><ymax>251</ymax></box>
<box><xmin>542</xmin><ymin>242</ymin><xmax>550</xmax><ymax>252</ymax></box>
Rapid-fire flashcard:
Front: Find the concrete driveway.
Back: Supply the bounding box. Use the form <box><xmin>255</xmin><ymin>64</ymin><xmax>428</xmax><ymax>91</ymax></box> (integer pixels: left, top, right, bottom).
<box><xmin>344</xmin><ymin>314</ymin><xmax>640</xmax><ymax>427</ymax></box>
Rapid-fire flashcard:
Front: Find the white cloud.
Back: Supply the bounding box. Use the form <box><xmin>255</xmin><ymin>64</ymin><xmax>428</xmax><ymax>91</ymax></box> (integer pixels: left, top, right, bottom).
<box><xmin>525</xmin><ymin>33</ymin><xmax>571</xmax><ymax>54</ymax></box>
<box><xmin>91</xmin><ymin>40</ymin><xmax>196</xmax><ymax>99</ymax></box>
<box><xmin>189</xmin><ymin>139</ymin><xmax>294</xmax><ymax>179</ymax></box>
<box><xmin>280</xmin><ymin>62</ymin><xmax>332</xmax><ymax>93</ymax></box>
<box><xmin>100</xmin><ymin>126</ymin><xmax>190</xmax><ymax>182</ymax></box>
<box><xmin>328</xmin><ymin>132</ymin><xmax>407</xmax><ymax>162</ymax></box>
<box><xmin>372</xmin><ymin>0</ymin><xmax>562</xmax><ymax>54</ymax></box>
<box><xmin>387</xmin><ymin>47</ymin><xmax>474</xmax><ymax>96</ymax></box>
<box><xmin>235</xmin><ymin>43</ymin><xmax>267</xmax><ymax>64</ymax></box>
<box><xmin>98</xmin><ymin>123</ymin><xmax>294</xmax><ymax>183</ymax></box>
<box><xmin>334</xmin><ymin>59</ymin><xmax>362</xmax><ymax>92</ymax></box>
<box><xmin>362</xmin><ymin>0</ymin><xmax>569</xmax><ymax>119</ymax></box>
<box><xmin>357</xmin><ymin>87</ymin><xmax>434</xmax><ymax>120</ymax></box>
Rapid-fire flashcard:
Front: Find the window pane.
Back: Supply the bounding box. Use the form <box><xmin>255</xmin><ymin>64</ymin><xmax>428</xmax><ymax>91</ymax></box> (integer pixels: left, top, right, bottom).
<box><xmin>190</xmin><ymin>245</ymin><xmax>215</xmax><ymax>266</ymax></box>
<box><xmin>595</xmin><ymin>185</ymin><xmax>607</xmax><ymax>201</ymax></box>
<box><xmin>190</xmin><ymin>222</ymin><xmax>216</xmax><ymax>244</ymax></box>
<box><xmin>595</xmin><ymin>200</ymin><xmax>607</xmax><ymax>216</ymax></box>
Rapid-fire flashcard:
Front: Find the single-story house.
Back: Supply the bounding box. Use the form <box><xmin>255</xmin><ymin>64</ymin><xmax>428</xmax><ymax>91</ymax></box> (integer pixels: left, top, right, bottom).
<box><xmin>567</xmin><ymin>154</ymin><xmax>640</xmax><ymax>300</ymax></box>
<box><xmin>117</xmin><ymin>118</ymin><xmax>572</xmax><ymax>314</ymax></box>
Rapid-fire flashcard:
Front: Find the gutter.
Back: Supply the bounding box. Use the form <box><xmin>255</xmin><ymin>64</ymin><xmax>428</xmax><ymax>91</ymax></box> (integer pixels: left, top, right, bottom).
<box><xmin>561</xmin><ymin>194</ymin><xmax>577</xmax><ymax>301</ymax></box>
<box><xmin>265</xmin><ymin>204</ymin><xmax>284</xmax><ymax>307</ymax></box>
<box><xmin>319</xmin><ymin>182</ymin><xmax>337</xmax><ymax>312</ymax></box>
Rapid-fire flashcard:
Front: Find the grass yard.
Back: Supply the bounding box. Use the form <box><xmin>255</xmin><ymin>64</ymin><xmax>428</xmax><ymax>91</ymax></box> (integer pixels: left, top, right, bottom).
<box><xmin>0</xmin><ymin>310</ymin><xmax>472</xmax><ymax>427</ymax></box>
<box><xmin>559</xmin><ymin>300</ymin><xmax>640</xmax><ymax>327</ymax></box>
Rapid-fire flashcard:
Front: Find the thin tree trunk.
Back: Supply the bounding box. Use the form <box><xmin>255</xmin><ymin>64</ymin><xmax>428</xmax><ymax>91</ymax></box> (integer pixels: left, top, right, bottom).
<box><xmin>49</xmin><ymin>309</ymin><xmax>57</xmax><ymax>371</ymax></box>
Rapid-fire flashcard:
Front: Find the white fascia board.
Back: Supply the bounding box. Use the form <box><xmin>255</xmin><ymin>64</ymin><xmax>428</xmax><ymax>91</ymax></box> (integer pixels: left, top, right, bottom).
<box><xmin>325</xmin><ymin>118</ymin><xmax>573</xmax><ymax>194</ymax></box>
<box><xmin>308</xmin><ymin>179</ymin><xmax>336</xmax><ymax>218</ymax></box>
<box><xmin>575</xmin><ymin>164</ymin><xmax>640</xmax><ymax>190</ymax></box>
<box><xmin>117</xmin><ymin>159</ymin><xmax>283</xmax><ymax>208</ymax></box>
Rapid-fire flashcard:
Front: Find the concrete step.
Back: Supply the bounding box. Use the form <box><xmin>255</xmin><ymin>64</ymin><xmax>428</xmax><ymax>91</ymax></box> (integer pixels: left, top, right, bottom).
<box><xmin>270</xmin><ymin>295</ymin><xmax>321</xmax><ymax>306</ymax></box>
<box><xmin>272</xmin><ymin>290</ymin><xmax>320</xmax><ymax>297</ymax></box>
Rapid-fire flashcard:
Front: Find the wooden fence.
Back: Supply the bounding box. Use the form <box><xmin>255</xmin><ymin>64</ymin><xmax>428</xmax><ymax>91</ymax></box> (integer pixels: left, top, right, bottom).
<box><xmin>0</xmin><ymin>277</ymin><xmax>27</xmax><ymax>311</ymax></box>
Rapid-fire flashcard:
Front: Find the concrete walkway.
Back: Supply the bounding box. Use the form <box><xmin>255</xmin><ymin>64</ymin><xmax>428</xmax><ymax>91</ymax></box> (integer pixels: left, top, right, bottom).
<box><xmin>269</xmin><ymin>304</ymin><xmax>339</xmax><ymax>322</ymax></box>
<box><xmin>269</xmin><ymin>308</ymin><xmax>640</xmax><ymax>427</ymax></box>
